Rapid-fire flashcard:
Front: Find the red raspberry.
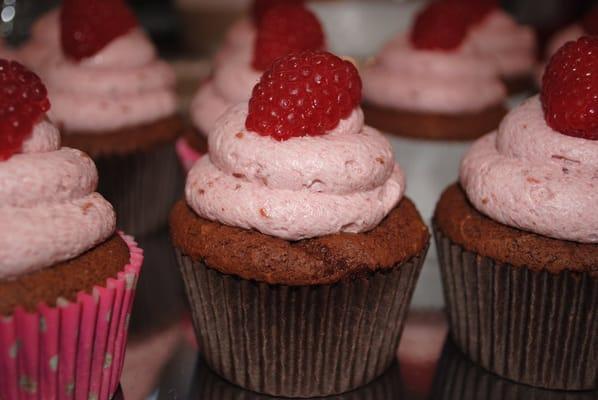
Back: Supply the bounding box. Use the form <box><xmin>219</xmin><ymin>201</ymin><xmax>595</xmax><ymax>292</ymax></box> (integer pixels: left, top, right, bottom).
<box><xmin>253</xmin><ymin>5</ymin><xmax>324</xmax><ymax>71</ymax></box>
<box><xmin>541</xmin><ymin>36</ymin><xmax>598</xmax><ymax>140</ymax></box>
<box><xmin>450</xmin><ymin>0</ymin><xmax>497</xmax><ymax>25</ymax></box>
<box><xmin>0</xmin><ymin>60</ymin><xmax>50</xmax><ymax>161</ymax></box>
<box><xmin>246</xmin><ymin>51</ymin><xmax>361</xmax><ymax>140</ymax></box>
<box><xmin>582</xmin><ymin>6</ymin><xmax>598</xmax><ymax>35</ymax></box>
<box><xmin>252</xmin><ymin>0</ymin><xmax>305</xmax><ymax>24</ymax></box>
<box><xmin>61</xmin><ymin>0</ymin><xmax>138</xmax><ymax>61</ymax></box>
<box><xmin>410</xmin><ymin>1</ymin><xmax>471</xmax><ymax>50</ymax></box>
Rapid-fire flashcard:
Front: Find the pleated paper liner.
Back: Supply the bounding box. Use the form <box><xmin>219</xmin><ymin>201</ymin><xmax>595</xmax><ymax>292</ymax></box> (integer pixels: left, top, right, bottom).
<box><xmin>177</xmin><ymin>247</ymin><xmax>428</xmax><ymax>398</ymax></box>
<box><xmin>0</xmin><ymin>234</ymin><xmax>143</xmax><ymax>400</ymax></box>
<box><xmin>192</xmin><ymin>358</ymin><xmax>403</xmax><ymax>400</ymax></box>
<box><xmin>96</xmin><ymin>142</ymin><xmax>184</xmax><ymax>237</ymax></box>
<box><xmin>434</xmin><ymin>224</ymin><xmax>598</xmax><ymax>391</ymax></box>
<box><xmin>431</xmin><ymin>340</ymin><xmax>597</xmax><ymax>400</ymax></box>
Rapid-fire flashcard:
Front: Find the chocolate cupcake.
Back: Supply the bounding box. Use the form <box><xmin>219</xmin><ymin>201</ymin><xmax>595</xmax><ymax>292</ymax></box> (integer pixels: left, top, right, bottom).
<box><xmin>178</xmin><ymin>3</ymin><xmax>325</xmax><ymax>171</ymax></box>
<box><xmin>0</xmin><ymin>60</ymin><xmax>143</xmax><ymax>400</ymax></box>
<box><xmin>433</xmin><ymin>38</ymin><xmax>598</xmax><ymax>390</ymax></box>
<box><xmin>362</xmin><ymin>0</ymin><xmax>508</xmax><ymax>141</ymax></box>
<box><xmin>171</xmin><ymin>51</ymin><xmax>429</xmax><ymax>397</ymax></box>
<box><xmin>39</xmin><ymin>0</ymin><xmax>184</xmax><ymax>236</ymax></box>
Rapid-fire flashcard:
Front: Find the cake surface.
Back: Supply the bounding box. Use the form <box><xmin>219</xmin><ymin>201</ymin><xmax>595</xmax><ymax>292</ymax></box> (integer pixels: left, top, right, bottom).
<box><xmin>0</xmin><ymin>234</ymin><xmax>130</xmax><ymax>315</ymax></box>
<box><xmin>435</xmin><ymin>184</ymin><xmax>598</xmax><ymax>275</ymax></box>
<box><xmin>171</xmin><ymin>197</ymin><xmax>429</xmax><ymax>286</ymax></box>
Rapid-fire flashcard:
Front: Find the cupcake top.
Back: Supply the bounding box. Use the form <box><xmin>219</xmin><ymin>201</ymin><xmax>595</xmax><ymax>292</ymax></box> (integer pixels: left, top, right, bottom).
<box><xmin>460</xmin><ymin>37</ymin><xmax>598</xmax><ymax>243</ymax></box>
<box><xmin>18</xmin><ymin>8</ymin><xmax>60</xmax><ymax>69</ymax></box>
<box><xmin>0</xmin><ymin>60</ymin><xmax>116</xmax><ymax>279</ymax></box>
<box><xmin>363</xmin><ymin>0</ymin><xmax>506</xmax><ymax>114</ymax></box>
<box><xmin>186</xmin><ymin>51</ymin><xmax>405</xmax><ymax>240</ymax></box>
<box><xmin>41</xmin><ymin>0</ymin><xmax>176</xmax><ymax>133</ymax></box>
<box><xmin>191</xmin><ymin>3</ymin><xmax>324</xmax><ymax>136</ymax></box>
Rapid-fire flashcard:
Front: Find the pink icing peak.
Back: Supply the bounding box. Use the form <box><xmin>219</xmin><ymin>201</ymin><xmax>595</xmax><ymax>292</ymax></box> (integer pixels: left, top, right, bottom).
<box><xmin>0</xmin><ymin>120</ymin><xmax>116</xmax><ymax>278</ymax></box>
<box><xmin>186</xmin><ymin>104</ymin><xmax>405</xmax><ymax>240</ymax></box>
<box><xmin>460</xmin><ymin>96</ymin><xmax>598</xmax><ymax>243</ymax></box>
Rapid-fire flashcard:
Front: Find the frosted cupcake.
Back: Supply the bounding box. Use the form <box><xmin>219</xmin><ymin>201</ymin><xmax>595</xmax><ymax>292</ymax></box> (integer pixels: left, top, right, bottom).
<box><xmin>363</xmin><ymin>0</ymin><xmax>507</xmax><ymax>141</ymax></box>
<box><xmin>0</xmin><ymin>60</ymin><xmax>142</xmax><ymax>400</ymax></box>
<box><xmin>434</xmin><ymin>37</ymin><xmax>598</xmax><ymax>390</ymax></box>
<box><xmin>18</xmin><ymin>8</ymin><xmax>60</xmax><ymax>70</ymax></box>
<box><xmin>178</xmin><ymin>4</ymin><xmax>324</xmax><ymax>171</ymax></box>
<box><xmin>40</xmin><ymin>0</ymin><xmax>183</xmax><ymax>236</ymax></box>
<box><xmin>171</xmin><ymin>51</ymin><xmax>429</xmax><ymax>397</ymax></box>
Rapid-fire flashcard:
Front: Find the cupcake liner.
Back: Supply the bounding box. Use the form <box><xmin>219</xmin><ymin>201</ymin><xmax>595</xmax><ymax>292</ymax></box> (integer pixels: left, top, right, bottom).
<box><xmin>176</xmin><ymin>247</ymin><xmax>427</xmax><ymax>398</ymax></box>
<box><xmin>434</xmin><ymin>225</ymin><xmax>598</xmax><ymax>391</ymax></box>
<box><xmin>0</xmin><ymin>233</ymin><xmax>143</xmax><ymax>400</ymax></box>
<box><xmin>128</xmin><ymin>228</ymin><xmax>187</xmax><ymax>338</ymax></box>
<box><xmin>95</xmin><ymin>142</ymin><xmax>184</xmax><ymax>237</ymax></box>
<box><xmin>192</xmin><ymin>358</ymin><xmax>404</xmax><ymax>400</ymax></box>
<box><xmin>175</xmin><ymin>137</ymin><xmax>203</xmax><ymax>173</ymax></box>
<box><xmin>431</xmin><ymin>340</ymin><xmax>597</xmax><ymax>400</ymax></box>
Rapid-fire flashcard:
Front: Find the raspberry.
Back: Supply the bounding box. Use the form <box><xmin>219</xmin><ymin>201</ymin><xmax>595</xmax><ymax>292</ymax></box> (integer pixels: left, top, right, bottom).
<box><xmin>582</xmin><ymin>6</ymin><xmax>598</xmax><ymax>35</ymax></box>
<box><xmin>253</xmin><ymin>5</ymin><xmax>324</xmax><ymax>71</ymax></box>
<box><xmin>0</xmin><ymin>60</ymin><xmax>50</xmax><ymax>161</ymax></box>
<box><xmin>410</xmin><ymin>1</ymin><xmax>471</xmax><ymax>50</ymax></box>
<box><xmin>246</xmin><ymin>51</ymin><xmax>361</xmax><ymax>140</ymax></box>
<box><xmin>450</xmin><ymin>0</ymin><xmax>497</xmax><ymax>25</ymax></box>
<box><xmin>541</xmin><ymin>36</ymin><xmax>598</xmax><ymax>140</ymax></box>
<box><xmin>61</xmin><ymin>0</ymin><xmax>138</xmax><ymax>61</ymax></box>
<box><xmin>252</xmin><ymin>0</ymin><xmax>304</xmax><ymax>24</ymax></box>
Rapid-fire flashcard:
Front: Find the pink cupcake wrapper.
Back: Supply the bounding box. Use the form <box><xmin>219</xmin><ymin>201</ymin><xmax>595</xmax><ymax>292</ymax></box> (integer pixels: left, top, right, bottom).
<box><xmin>175</xmin><ymin>137</ymin><xmax>203</xmax><ymax>173</ymax></box>
<box><xmin>0</xmin><ymin>233</ymin><xmax>143</xmax><ymax>400</ymax></box>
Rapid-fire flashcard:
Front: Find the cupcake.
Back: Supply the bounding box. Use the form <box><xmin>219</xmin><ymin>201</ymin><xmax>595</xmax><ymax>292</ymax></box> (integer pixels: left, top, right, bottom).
<box><xmin>434</xmin><ymin>37</ymin><xmax>598</xmax><ymax>390</ymax></box>
<box><xmin>431</xmin><ymin>341</ymin><xmax>597</xmax><ymax>400</ymax></box>
<box><xmin>460</xmin><ymin>0</ymin><xmax>537</xmax><ymax>94</ymax></box>
<box><xmin>18</xmin><ymin>8</ymin><xmax>60</xmax><ymax>70</ymax></box>
<box><xmin>0</xmin><ymin>60</ymin><xmax>142</xmax><ymax>400</ymax></box>
<box><xmin>178</xmin><ymin>3</ymin><xmax>325</xmax><ymax>171</ymax></box>
<box><xmin>40</xmin><ymin>0</ymin><xmax>183</xmax><ymax>236</ymax></box>
<box><xmin>171</xmin><ymin>51</ymin><xmax>429</xmax><ymax>397</ymax></box>
<box><xmin>362</xmin><ymin>0</ymin><xmax>507</xmax><ymax>141</ymax></box>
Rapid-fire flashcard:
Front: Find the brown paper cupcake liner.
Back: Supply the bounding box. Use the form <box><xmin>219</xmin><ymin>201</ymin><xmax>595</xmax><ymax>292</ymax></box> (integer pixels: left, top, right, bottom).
<box><xmin>95</xmin><ymin>142</ymin><xmax>183</xmax><ymax>237</ymax></box>
<box><xmin>176</xmin><ymin>248</ymin><xmax>427</xmax><ymax>398</ymax></box>
<box><xmin>434</xmin><ymin>225</ymin><xmax>598</xmax><ymax>391</ymax></box>
<box><xmin>192</xmin><ymin>358</ymin><xmax>403</xmax><ymax>400</ymax></box>
<box><xmin>431</xmin><ymin>340</ymin><xmax>597</xmax><ymax>400</ymax></box>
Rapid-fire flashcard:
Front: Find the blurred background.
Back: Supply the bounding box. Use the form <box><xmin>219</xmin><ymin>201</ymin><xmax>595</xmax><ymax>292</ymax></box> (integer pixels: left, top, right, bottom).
<box><xmin>2</xmin><ymin>0</ymin><xmax>596</xmax><ymax>58</ymax></box>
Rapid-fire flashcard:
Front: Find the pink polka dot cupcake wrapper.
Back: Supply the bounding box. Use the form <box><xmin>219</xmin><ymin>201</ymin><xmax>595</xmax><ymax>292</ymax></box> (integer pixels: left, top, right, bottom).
<box><xmin>175</xmin><ymin>137</ymin><xmax>203</xmax><ymax>173</ymax></box>
<box><xmin>0</xmin><ymin>233</ymin><xmax>143</xmax><ymax>400</ymax></box>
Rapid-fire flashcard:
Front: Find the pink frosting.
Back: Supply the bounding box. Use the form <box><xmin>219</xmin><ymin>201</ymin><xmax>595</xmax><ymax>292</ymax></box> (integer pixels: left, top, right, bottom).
<box><xmin>18</xmin><ymin>9</ymin><xmax>60</xmax><ymax>69</ymax></box>
<box><xmin>190</xmin><ymin>46</ymin><xmax>260</xmax><ymax>135</ymax></box>
<box><xmin>186</xmin><ymin>104</ymin><xmax>405</xmax><ymax>240</ymax></box>
<box><xmin>466</xmin><ymin>10</ymin><xmax>536</xmax><ymax>78</ymax></box>
<box><xmin>43</xmin><ymin>29</ymin><xmax>177</xmax><ymax>132</ymax></box>
<box><xmin>0</xmin><ymin>120</ymin><xmax>116</xmax><ymax>279</ymax></box>
<box><xmin>460</xmin><ymin>96</ymin><xmax>598</xmax><ymax>243</ymax></box>
<box><xmin>363</xmin><ymin>36</ymin><xmax>506</xmax><ymax>113</ymax></box>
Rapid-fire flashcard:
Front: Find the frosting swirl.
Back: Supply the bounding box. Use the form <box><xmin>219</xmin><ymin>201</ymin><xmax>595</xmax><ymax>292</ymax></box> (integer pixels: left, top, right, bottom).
<box><xmin>191</xmin><ymin>46</ymin><xmax>260</xmax><ymax>135</ymax></box>
<box><xmin>0</xmin><ymin>121</ymin><xmax>116</xmax><ymax>279</ymax></box>
<box><xmin>363</xmin><ymin>36</ymin><xmax>506</xmax><ymax>113</ymax></box>
<box><xmin>466</xmin><ymin>10</ymin><xmax>536</xmax><ymax>77</ymax></box>
<box><xmin>44</xmin><ymin>29</ymin><xmax>177</xmax><ymax>132</ymax></box>
<box><xmin>460</xmin><ymin>96</ymin><xmax>598</xmax><ymax>243</ymax></box>
<box><xmin>186</xmin><ymin>104</ymin><xmax>405</xmax><ymax>240</ymax></box>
